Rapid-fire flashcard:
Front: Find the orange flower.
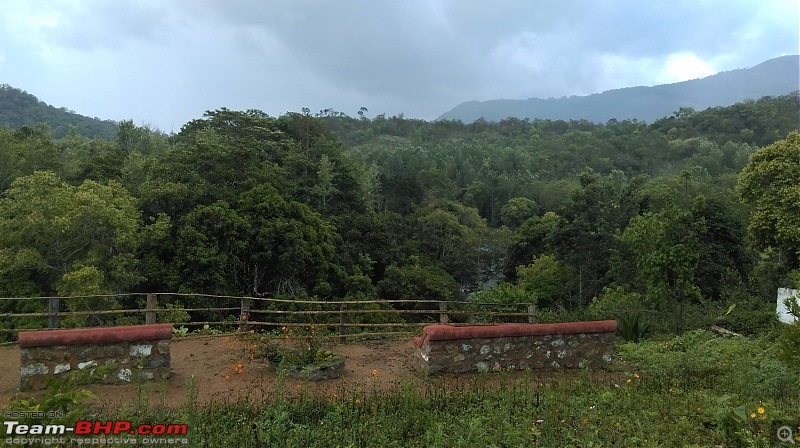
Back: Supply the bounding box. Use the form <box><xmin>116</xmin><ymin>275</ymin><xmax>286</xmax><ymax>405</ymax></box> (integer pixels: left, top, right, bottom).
<box><xmin>371</xmin><ymin>369</ymin><xmax>379</xmax><ymax>377</ymax></box>
<box><xmin>249</xmin><ymin>329</ymin><xmax>255</xmax><ymax>334</ymax></box>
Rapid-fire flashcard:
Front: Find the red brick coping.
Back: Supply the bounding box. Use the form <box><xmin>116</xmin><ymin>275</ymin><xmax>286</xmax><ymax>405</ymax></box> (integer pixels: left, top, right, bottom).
<box><xmin>414</xmin><ymin>320</ymin><xmax>617</xmax><ymax>348</ymax></box>
<box><xmin>18</xmin><ymin>324</ymin><xmax>173</xmax><ymax>348</ymax></box>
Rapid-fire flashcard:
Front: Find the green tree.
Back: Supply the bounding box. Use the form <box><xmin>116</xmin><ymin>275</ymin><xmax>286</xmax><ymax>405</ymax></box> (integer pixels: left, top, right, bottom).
<box><xmin>515</xmin><ymin>255</ymin><xmax>573</xmax><ymax>309</ymax></box>
<box><xmin>0</xmin><ymin>171</ymin><xmax>168</xmax><ymax>324</ymax></box>
<box><xmin>737</xmin><ymin>131</ymin><xmax>800</xmax><ymax>268</ymax></box>
<box><xmin>376</xmin><ymin>260</ymin><xmax>461</xmax><ymax>317</ymax></box>
<box><xmin>416</xmin><ymin>202</ymin><xmax>486</xmax><ymax>289</ymax></box>
<box><xmin>500</xmin><ymin>197</ymin><xmax>539</xmax><ymax>228</ymax></box>
<box><xmin>620</xmin><ymin>204</ymin><xmax>705</xmax><ymax>333</ymax></box>
<box><xmin>173</xmin><ymin>201</ymin><xmax>250</xmax><ymax>295</ymax></box>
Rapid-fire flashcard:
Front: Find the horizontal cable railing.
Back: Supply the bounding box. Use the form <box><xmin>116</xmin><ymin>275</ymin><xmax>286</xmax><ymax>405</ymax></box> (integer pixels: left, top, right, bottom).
<box><xmin>0</xmin><ymin>293</ymin><xmax>544</xmax><ymax>341</ymax></box>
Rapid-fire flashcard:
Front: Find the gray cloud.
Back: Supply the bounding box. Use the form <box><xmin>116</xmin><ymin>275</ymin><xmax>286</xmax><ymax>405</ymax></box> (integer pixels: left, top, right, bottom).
<box><xmin>0</xmin><ymin>0</ymin><xmax>796</xmax><ymax>130</ymax></box>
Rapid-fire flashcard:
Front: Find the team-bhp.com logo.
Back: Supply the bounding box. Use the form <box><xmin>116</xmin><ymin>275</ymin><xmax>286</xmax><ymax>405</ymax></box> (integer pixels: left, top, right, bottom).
<box><xmin>4</xmin><ymin>420</ymin><xmax>189</xmax><ymax>445</ymax></box>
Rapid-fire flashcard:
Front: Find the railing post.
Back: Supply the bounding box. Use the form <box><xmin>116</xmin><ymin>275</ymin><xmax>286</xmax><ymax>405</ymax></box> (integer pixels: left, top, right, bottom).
<box><xmin>47</xmin><ymin>297</ymin><xmax>59</xmax><ymax>329</ymax></box>
<box><xmin>527</xmin><ymin>304</ymin><xmax>537</xmax><ymax>324</ymax></box>
<box><xmin>339</xmin><ymin>303</ymin><xmax>347</xmax><ymax>342</ymax></box>
<box><xmin>439</xmin><ymin>301</ymin><xmax>449</xmax><ymax>324</ymax></box>
<box><xmin>239</xmin><ymin>297</ymin><xmax>250</xmax><ymax>332</ymax></box>
<box><xmin>146</xmin><ymin>293</ymin><xmax>157</xmax><ymax>325</ymax></box>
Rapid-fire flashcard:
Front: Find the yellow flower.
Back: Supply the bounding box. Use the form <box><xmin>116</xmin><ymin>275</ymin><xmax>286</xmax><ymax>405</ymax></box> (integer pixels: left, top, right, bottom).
<box><xmin>750</xmin><ymin>413</ymin><xmax>757</xmax><ymax>419</ymax></box>
<box><xmin>626</xmin><ymin>379</ymin><xmax>632</xmax><ymax>383</ymax></box>
<box><xmin>632</xmin><ymin>373</ymin><xmax>640</xmax><ymax>379</ymax></box>
<box><xmin>371</xmin><ymin>369</ymin><xmax>380</xmax><ymax>377</ymax></box>
<box><xmin>757</xmin><ymin>407</ymin><xmax>765</xmax><ymax>415</ymax></box>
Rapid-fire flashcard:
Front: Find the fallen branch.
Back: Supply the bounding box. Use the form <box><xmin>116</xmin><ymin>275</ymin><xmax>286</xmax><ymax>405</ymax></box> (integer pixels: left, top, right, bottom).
<box><xmin>710</xmin><ymin>325</ymin><xmax>743</xmax><ymax>337</ymax></box>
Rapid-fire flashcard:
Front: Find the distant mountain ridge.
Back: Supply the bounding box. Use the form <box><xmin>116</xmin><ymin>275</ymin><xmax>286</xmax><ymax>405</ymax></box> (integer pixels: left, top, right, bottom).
<box><xmin>0</xmin><ymin>84</ymin><xmax>119</xmax><ymax>140</ymax></box>
<box><xmin>437</xmin><ymin>55</ymin><xmax>800</xmax><ymax>123</ymax></box>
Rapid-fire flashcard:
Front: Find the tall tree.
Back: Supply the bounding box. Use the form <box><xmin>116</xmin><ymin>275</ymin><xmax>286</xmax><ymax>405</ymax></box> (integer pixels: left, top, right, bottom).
<box><xmin>737</xmin><ymin>131</ymin><xmax>800</xmax><ymax>268</ymax></box>
<box><xmin>620</xmin><ymin>204</ymin><xmax>705</xmax><ymax>333</ymax></box>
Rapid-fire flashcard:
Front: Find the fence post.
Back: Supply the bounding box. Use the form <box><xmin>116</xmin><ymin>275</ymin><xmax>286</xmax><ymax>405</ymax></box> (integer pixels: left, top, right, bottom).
<box><xmin>239</xmin><ymin>297</ymin><xmax>250</xmax><ymax>332</ymax></box>
<box><xmin>47</xmin><ymin>297</ymin><xmax>59</xmax><ymax>329</ymax></box>
<box><xmin>339</xmin><ymin>303</ymin><xmax>347</xmax><ymax>342</ymax></box>
<box><xmin>527</xmin><ymin>304</ymin><xmax>537</xmax><ymax>324</ymax></box>
<box><xmin>146</xmin><ymin>293</ymin><xmax>157</xmax><ymax>325</ymax></box>
<box><xmin>439</xmin><ymin>301</ymin><xmax>449</xmax><ymax>324</ymax></box>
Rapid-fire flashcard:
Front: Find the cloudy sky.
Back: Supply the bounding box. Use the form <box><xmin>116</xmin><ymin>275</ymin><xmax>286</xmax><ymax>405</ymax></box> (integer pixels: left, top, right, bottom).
<box><xmin>1</xmin><ymin>0</ymin><xmax>797</xmax><ymax>131</ymax></box>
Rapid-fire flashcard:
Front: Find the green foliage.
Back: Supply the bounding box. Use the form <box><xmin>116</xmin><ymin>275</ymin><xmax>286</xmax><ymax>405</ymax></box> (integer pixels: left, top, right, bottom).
<box><xmin>416</xmin><ymin>202</ymin><xmax>485</xmax><ymax>288</ymax></box>
<box><xmin>7</xmin><ymin>362</ymin><xmax>116</xmax><ymax>426</ymax></box>
<box><xmin>587</xmin><ymin>286</ymin><xmax>645</xmax><ymax>319</ymax></box>
<box><xmin>714</xmin><ymin>290</ymin><xmax>781</xmax><ymax>336</ymax></box>
<box><xmin>515</xmin><ymin>255</ymin><xmax>572</xmax><ymax>308</ymax></box>
<box><xmin>618</xmin><ymin>330</ymin><xmax>798</xmax><ymax>400</ymax></box>
<box><xmin>737</xmin><ymin>131</ymin><xmax>800</xmax><ymax>268</ymax></box>
<box><xmin>500</xmin><ymin>196</ymin><xmax>538</xmax><ymax>228</ymax></box>
<box><xmin>468</xmin><ymin>282</ymin><xmax>534</xmax><ymax>323</ymax></box>
<box><xmin>104</xmin><ymin>332</ymin><xmax>800</xmax><ymax>447</ymax></box>
<box><xmin>159</xmin><ymin>302</ymin><xmax>191</xmax><ymax>324</ymax></box>
<box><xmin>1</xmin><ymin>93</ymin><xmax>798</xmax><ymax>339</ymax></box>
<box><xmin>616</xmin><ymin>313</ymin><xmax>652</xmax><ymax>343</ymax></box>
<box><xmin>0</xmin><ymin>84</ymin><xmax>119</xmax><ymax>140</ymax></box>
<box><xmin>620</xmin><ymin>203</ymin><xmax>705</xmax><ymax>333</ymax></box>
<box><xmin>0</xmin><ymin>171</ymin><xmax>163</xmax><ymax>304</ymax></box>
<box><xmin>708</xmin><ymin>394</ymin><xmax>749</xmax><ymax>443</ymax></box>
<box><xmin>376</xmin><ymin>260</ymin><xmax>461</xmax><ymax>318</ymax></box>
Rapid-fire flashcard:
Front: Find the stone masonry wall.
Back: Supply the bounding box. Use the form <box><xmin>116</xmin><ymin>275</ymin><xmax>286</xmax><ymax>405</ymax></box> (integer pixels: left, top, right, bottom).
<box><xmin>17</xmin><ymin>324</ymin><xmax>172</xmax><ymax>391</ymax></box>
<box><xmin>413</xmin><ymin>321</ymin><xmax>616</xmax><ymax>375</ymax></box>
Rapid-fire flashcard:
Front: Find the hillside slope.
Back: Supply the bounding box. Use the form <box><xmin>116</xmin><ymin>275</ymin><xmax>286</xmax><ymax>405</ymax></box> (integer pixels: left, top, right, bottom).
<box><xmin>438</xmin><ymin>55</ymin><xmax>800</xmax><ymax>123</ymax></box>
<box><xmin>0</xmin><ymin>84</ymin><xmax>119</xmax><ymax>140</ymax></box>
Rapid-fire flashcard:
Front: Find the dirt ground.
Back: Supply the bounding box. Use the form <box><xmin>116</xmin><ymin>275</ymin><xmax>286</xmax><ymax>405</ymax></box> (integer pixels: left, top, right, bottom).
<box><xmin>0</xmin><ymin>334</ymin><xmax>429</xmax><ymax>411</ymax></box>
<box><xmin>1</xmin><ymin>334</ymin><xmax>606</xmax><ymax>414</ymax></box>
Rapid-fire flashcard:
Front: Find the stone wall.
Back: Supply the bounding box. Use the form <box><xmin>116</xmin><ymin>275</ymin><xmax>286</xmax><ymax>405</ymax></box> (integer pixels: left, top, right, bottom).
<box><xmin>413</xmin><ymin>321</ymin><xmax>617</xmax><ymax>375</ymax></box>
<box><xmin>17</xmin><ymin>324</ymin><xmax>173</xmax><ymax>391</ymax></box>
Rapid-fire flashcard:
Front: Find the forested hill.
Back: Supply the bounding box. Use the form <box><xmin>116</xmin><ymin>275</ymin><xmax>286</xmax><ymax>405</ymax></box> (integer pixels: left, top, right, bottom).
<box><xmin>437</xmin><ymin>55</ymin><xmax>800</xmax><ymax>123</ymax></box>
<box><xmin>0</xmin><ymin>84</ymin><xmax>119</xmax><ymax>140</ymax></box>
<box><xmin>0</xmin><ymin>92</ymin><xmax>798</xmax><ymax>339</ymax></box>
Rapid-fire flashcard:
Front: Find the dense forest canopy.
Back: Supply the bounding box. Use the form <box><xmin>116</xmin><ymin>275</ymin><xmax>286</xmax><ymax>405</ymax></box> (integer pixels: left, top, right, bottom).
<box><xmin>0</xmin><ymin>92</ymin><xmax>799</xmax><ymax>335</ymax></box>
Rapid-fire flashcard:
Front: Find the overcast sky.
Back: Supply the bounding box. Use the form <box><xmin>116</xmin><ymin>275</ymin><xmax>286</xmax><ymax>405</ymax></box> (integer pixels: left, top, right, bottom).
<box><xmin>1</xmin><ymin>0</ymin><xmax>798</xmax><ymax>132</ymax></box>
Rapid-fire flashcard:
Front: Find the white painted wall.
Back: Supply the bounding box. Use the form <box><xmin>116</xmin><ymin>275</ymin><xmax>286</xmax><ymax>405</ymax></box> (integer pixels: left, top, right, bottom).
<box><xmin>777</xmin><ymin>288</ymin><xmax>799</xmax><ymax>324</ymax></box>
